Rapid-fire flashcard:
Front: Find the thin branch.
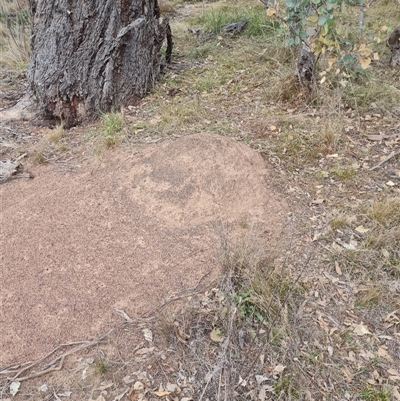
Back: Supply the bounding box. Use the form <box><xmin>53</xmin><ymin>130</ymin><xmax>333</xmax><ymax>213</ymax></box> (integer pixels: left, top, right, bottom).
<box><xmin>358</xmin><ymin>2</ymin><xmax>366</xmax><ymax>37</ymax></box>
<box><xmin>370</xmin><ymin>149</ymin><xmax>400</xmax><ymax>170</ymax></box>
<box><xmin>1</xmin><ymin>330</ymin><xmax>113</xmax><ymax>383</ymax></box>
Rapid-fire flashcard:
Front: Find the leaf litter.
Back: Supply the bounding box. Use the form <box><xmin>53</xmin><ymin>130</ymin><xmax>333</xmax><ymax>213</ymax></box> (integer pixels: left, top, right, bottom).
<box><xmin>1</xmin><ymin>0</ymin><xmax>400</xmax><ymax>400</ymax></box>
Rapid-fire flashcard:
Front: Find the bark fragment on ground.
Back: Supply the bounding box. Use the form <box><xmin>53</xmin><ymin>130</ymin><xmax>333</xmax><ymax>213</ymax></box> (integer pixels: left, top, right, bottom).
<box><xmin>0</xmin><ymin>154</ymin><xmax>32</xmax><ymax>183</ymax></box>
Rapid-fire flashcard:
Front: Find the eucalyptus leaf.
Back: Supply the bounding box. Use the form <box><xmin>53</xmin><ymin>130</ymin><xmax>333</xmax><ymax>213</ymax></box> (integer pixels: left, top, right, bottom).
<box><xmin>10</xmin><ymin>382</ymin><xmax>20</xmax><ymax>397</ymax></box>
<box><xmin>318</xmin><ymin>15</ymin><xmax>328</xmax><ymax>26</ymax></box>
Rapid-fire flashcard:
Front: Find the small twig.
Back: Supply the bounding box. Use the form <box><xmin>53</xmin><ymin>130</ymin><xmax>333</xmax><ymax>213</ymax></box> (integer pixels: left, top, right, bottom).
<box><xmin>0</xmin><ymin>361</ymin><xmax>32</xmax><ymax>375</ymax></box>
<box><xmin>53</xmin><ymin>389</ymin><xmax>62</xmax><ymax>401</ymax></box>
<box><xmin>15</xmin><ymin>153</ymin><xmax>27</xmax><ymax>162</ymax></box>
<box><xmin>224</xmin><ymin>369</ymin><xmax>228</xmax><ymax>401</ymax></box>
<box><xmin>217</xmin><ymin>369</ymin><xmax>222</xmax><ymax>401</ymax></box>
<box><xmin>112</xmin><ymin>387</ymin><xmax>129</xmax><ymax>401</ymax></box>
<box><xmin>15</xmin><ymin>356</ymin><xmax>66</xmax><ymax>382</ymax></box>
<box><xmin>359</xmin><ymin>1</ymin><xmax>366</xmax><ymax>37</ymax></box>
<box><xmin>142</xmin><ymin>270</ymin><xmax>213</xmax><ymax>319</ymax></box>
<box><xmin>201</xmin><ymin>0</ymin><xmax>206</xmax><ymax>18</ymax></box>
<box><xmin>198</xmin><ymin>373</ymin><xmax>212</xmax><ymax>401</ymax></box>
<box><xmin>367</xmin><ymin>133</ymin><xmax>400</xmax><ymax>141</ymax></box>
<box><xmin>1</xmin><ymin>330</ymin><xmax>113</xmax><ymax>383</ymax></box>
<box><xmin>370</xmin><ymin>148</ymin><xmax>400</xmax><ymax>170</ymax></box>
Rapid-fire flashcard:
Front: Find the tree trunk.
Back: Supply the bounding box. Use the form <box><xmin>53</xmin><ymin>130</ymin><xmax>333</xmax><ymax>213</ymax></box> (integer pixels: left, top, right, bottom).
<box><xmin>295</xmin><ymin>42</ymin><xmax>315</xmax><ymax>89</ymax></box>
<box><xmin>388</xmin><ymin>26</ymin><xmax>400</xmax><ymax>67</ymax></box>
<box><xmin>27</xmin><ymin>0</ymin><xmax>168</xmax><ymax>127</ymax></box>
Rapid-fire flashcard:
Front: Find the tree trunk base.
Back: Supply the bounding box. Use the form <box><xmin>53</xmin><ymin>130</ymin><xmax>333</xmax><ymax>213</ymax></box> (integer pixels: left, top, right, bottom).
<box><xmin>390</xmin><ymin>48</ymin><xmax>400</xmax><ymax>67</ymax></box>
<box><xmin>28</xmin><ymin>0</ymin><xmax>168</xmax><ymax>128</ymax></box>
<box><xmin>388</xmin><ymin>27</ymin><xmax>400</xmax><ymax>67</ymax></box>
<box><xmin>295</xmin><ymin>43</ymin><xmax>316</xmax><ymax>89</ymax></box>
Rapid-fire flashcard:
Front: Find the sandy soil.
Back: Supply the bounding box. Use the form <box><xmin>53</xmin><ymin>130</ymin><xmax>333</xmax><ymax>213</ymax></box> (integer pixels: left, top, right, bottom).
<box><xmin>0</xmin><ymin>133</ymin><xmax>287</xmax><ymax>366</ymax></box>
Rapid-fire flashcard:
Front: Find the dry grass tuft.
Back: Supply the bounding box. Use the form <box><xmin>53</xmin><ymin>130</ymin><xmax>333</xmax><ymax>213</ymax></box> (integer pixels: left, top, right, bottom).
<box><xmin>46</xmin><ymin>124</ymin><xmax>64</xmax><ymax>144</ymax></box>
<box><xmin>368</xmin><ymin>197</ymin><xmax>400</xmax><ymax>227</ymax></box>
<box><xmin>159</xmin><ymin>0</ymin><xmax>176</xmax><ymax>16</ymax></box>
<box><xmin>355</xmin><ymin>286</ymin><xmax>385</xmax><ymax>308</ymax></box>
<box><xmin>30</xmin><ymin>149</ymin><xmax>48</xmax><ymax>165</ymax></box>
<box><xmin>0</xmin><ymin>0</ymin><xmax>30</xmax><ymax>67</ymax></box>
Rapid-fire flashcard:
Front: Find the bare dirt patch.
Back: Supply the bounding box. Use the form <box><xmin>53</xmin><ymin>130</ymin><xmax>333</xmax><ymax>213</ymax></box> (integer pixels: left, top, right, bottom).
<box><xmin>0</xmin><ymin>133</ymin><xmax>287</xmax><ymax>367</ymax></box>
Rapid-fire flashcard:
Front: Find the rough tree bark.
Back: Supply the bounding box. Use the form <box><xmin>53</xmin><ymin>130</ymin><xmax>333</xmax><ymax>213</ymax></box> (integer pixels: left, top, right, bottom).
<box><xmin>27</xmin><ymin>0</ymin><xmax>169</xmax><ymax>127</ymax></box>
<box><xmin>295</xmin><ymin>42</ymin><xmax>315</xmax><ymax>88</ymax></box>
<box><xmin>387</xmin><ymin>26</ymin><xmax>400</xmax><ymax>67</ymax></box>
<box><xmin>295</xmin><ymin>28</ymin><xmax>316</xmax><ymax>89</ymax></box>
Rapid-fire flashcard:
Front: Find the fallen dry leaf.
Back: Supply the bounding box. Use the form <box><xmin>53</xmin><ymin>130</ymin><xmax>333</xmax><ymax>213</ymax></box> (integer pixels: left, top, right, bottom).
<box><xmin>388</xmin><ymin>368</ymin><xmax>400</xmax><ymax>377</ymax></box>
<box><xmin>355</xmin><ymin>225</ymin><xmax>369</xmax><ymax>234</ymax></box>
<box><xmin>127</xmin><ymin>392</ymin><xmax>139</xmax><ymax>401</ymax></box>
<box><xmin>95</xmin><ymin>381</ymin><xmax>113</xmax><ymax>391</ymax></box>
<box><xmin>210</xmin><ymin>329</ymin><xmax>224</xmax><ymax>343</ymax></box>
<box><xmin>367</xmin><ymin>370</ymin><xmax>384</xmax><ymax>385</ymax></box>
<box><xmin>266</xmin><ymin>7</ymin><xmax>276</xmax><ymax>16</ymax></box>
<box><xmin>135</xmin><ymin>347</ymin><xmax>155</xmax><ymax>355</ymax></box>
<box><xmin>311</xmin><ymin>198</ymin><xmax>325</xmax><ymax>205</ymax></box>
<box><xmin>9</xmin><ymin>382</ymin><xmax>20</xmax><ymax>397</ymax></box>
<box><xmin>175</xmin><ymin>327</ymin><xmax>190</xmax><ymax>343</ymax></box>
<box><xmin>305</xmin><ymin>390</ymin><xmax>315</xmax><ymax>401</ymax></box>
<box><xmin>393</xmin><ymin>387</ymin><xmax>400</xmax><ymax>401</ymax></box>
<box><xmin>165</xmin><ymin>383</ymin><xmax>179</xmax><ymax>392</ymax></box>
<box><xmin>359</xmin><ymin>349</ymin><xmax>375</xmax><ymax>360</ymax></box>
<box><xmin>335</xmin><ymin>261</ymin><xmax>342</xmax><ymax>276</ymax></box>
<box><xmin>346</xmin><ymin>351</ymin><xmax>356</xmax><ymax>362</ymax></box>
<box><xmin>123</xmin><ymin>376</ymin><xmax>136</xmax><ymax>384</ymax></box>
<box><xmin>272</xmin><ymin>364</ymin><xmax>286</xmax><ymax>375</ymax></box>
<box><xmin>258</xmin><ymin>386</ymin><xmax>266</xmax><ymax>401</ymax></box>
<box><xmin>153</xmin><ymin>390</ymin><xmax>171</xmax><ymax>397</ymax></box>
<box><xmin>341</xmin><ymin>366</ymin><xmax>353</xmax><ymax>383</ymax></box>
<box><xmin>133</xmin><ymin>382</ymin><xmax>144</xmax><ymax>390</ymax></box>
<box><xmin>384</xmin><ymin>310</ymin><xmax>400</xmax><ymax>328</ymax></box>
<box><xmin>378</xmin><ymin>346</ymin><xmax>394</xmax><ymax>362</ymax></box>
<box><xmin>255</xmin><ymin>375</ymin><xmax>269</xmax><ymax>385</ymax></box>
<box><xmin>353</xmin><ymin>323</ymin><xmax>371</xmax><ymax>336</ymax></box>
<box><xmin>142</xmin><ymin>328</ymin><xmax>153</xmax><ymax>343</ymax></box>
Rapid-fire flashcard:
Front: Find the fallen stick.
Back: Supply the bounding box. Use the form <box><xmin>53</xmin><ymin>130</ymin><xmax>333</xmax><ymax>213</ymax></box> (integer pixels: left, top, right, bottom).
<box><xmin>370</xmin><ymin>148</ymin><xmax>400</xmax><ymax>170</ymax></box>
<box><xmin>1</xmin><ymin>330</ymin><xmax>113</xmax><ymax>383</ymax></box>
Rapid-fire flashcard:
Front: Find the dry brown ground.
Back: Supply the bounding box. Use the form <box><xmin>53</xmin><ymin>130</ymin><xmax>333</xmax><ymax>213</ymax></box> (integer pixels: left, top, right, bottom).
<box><xmin>1</xmin><ymin>1</ymin><xmax>400</xmax><ymax>400</ymax></box>
<box><xmin>1</xmin><ymin>132</ymin><xmax>288</xmax><ymax>366</ymax></box>
<box><xmin>0</xmin><ymin>123</ymin><xmax>292</xmax><ymax>400</ymax></box>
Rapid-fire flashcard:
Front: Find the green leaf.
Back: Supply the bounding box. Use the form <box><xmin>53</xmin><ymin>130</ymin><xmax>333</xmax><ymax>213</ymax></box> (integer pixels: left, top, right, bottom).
<box><xmin>286</xmin><ymin>38</ymin><xmax>295</xmax><ymax>46</ymax></box>
<box><xmin>307</xmin><ymin>14</ymin><xmax>319</xmax><ymax>23</ymax></box>
<box><xmin>328</xmin><ymin>1</ymin><xmax>339</xmax><ymax>11</ymax></box>
<box><xmin>318</xmin><ymin>15</ymin><xmax>328</xmax><ymax>26</ymax></box>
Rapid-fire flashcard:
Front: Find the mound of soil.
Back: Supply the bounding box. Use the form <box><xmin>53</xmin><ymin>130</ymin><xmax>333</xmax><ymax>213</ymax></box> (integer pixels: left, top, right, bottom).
<box><xmin>0</xmin><ymin>133</ymin><xmax>287</xmax><ymax>366</ymax></box>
